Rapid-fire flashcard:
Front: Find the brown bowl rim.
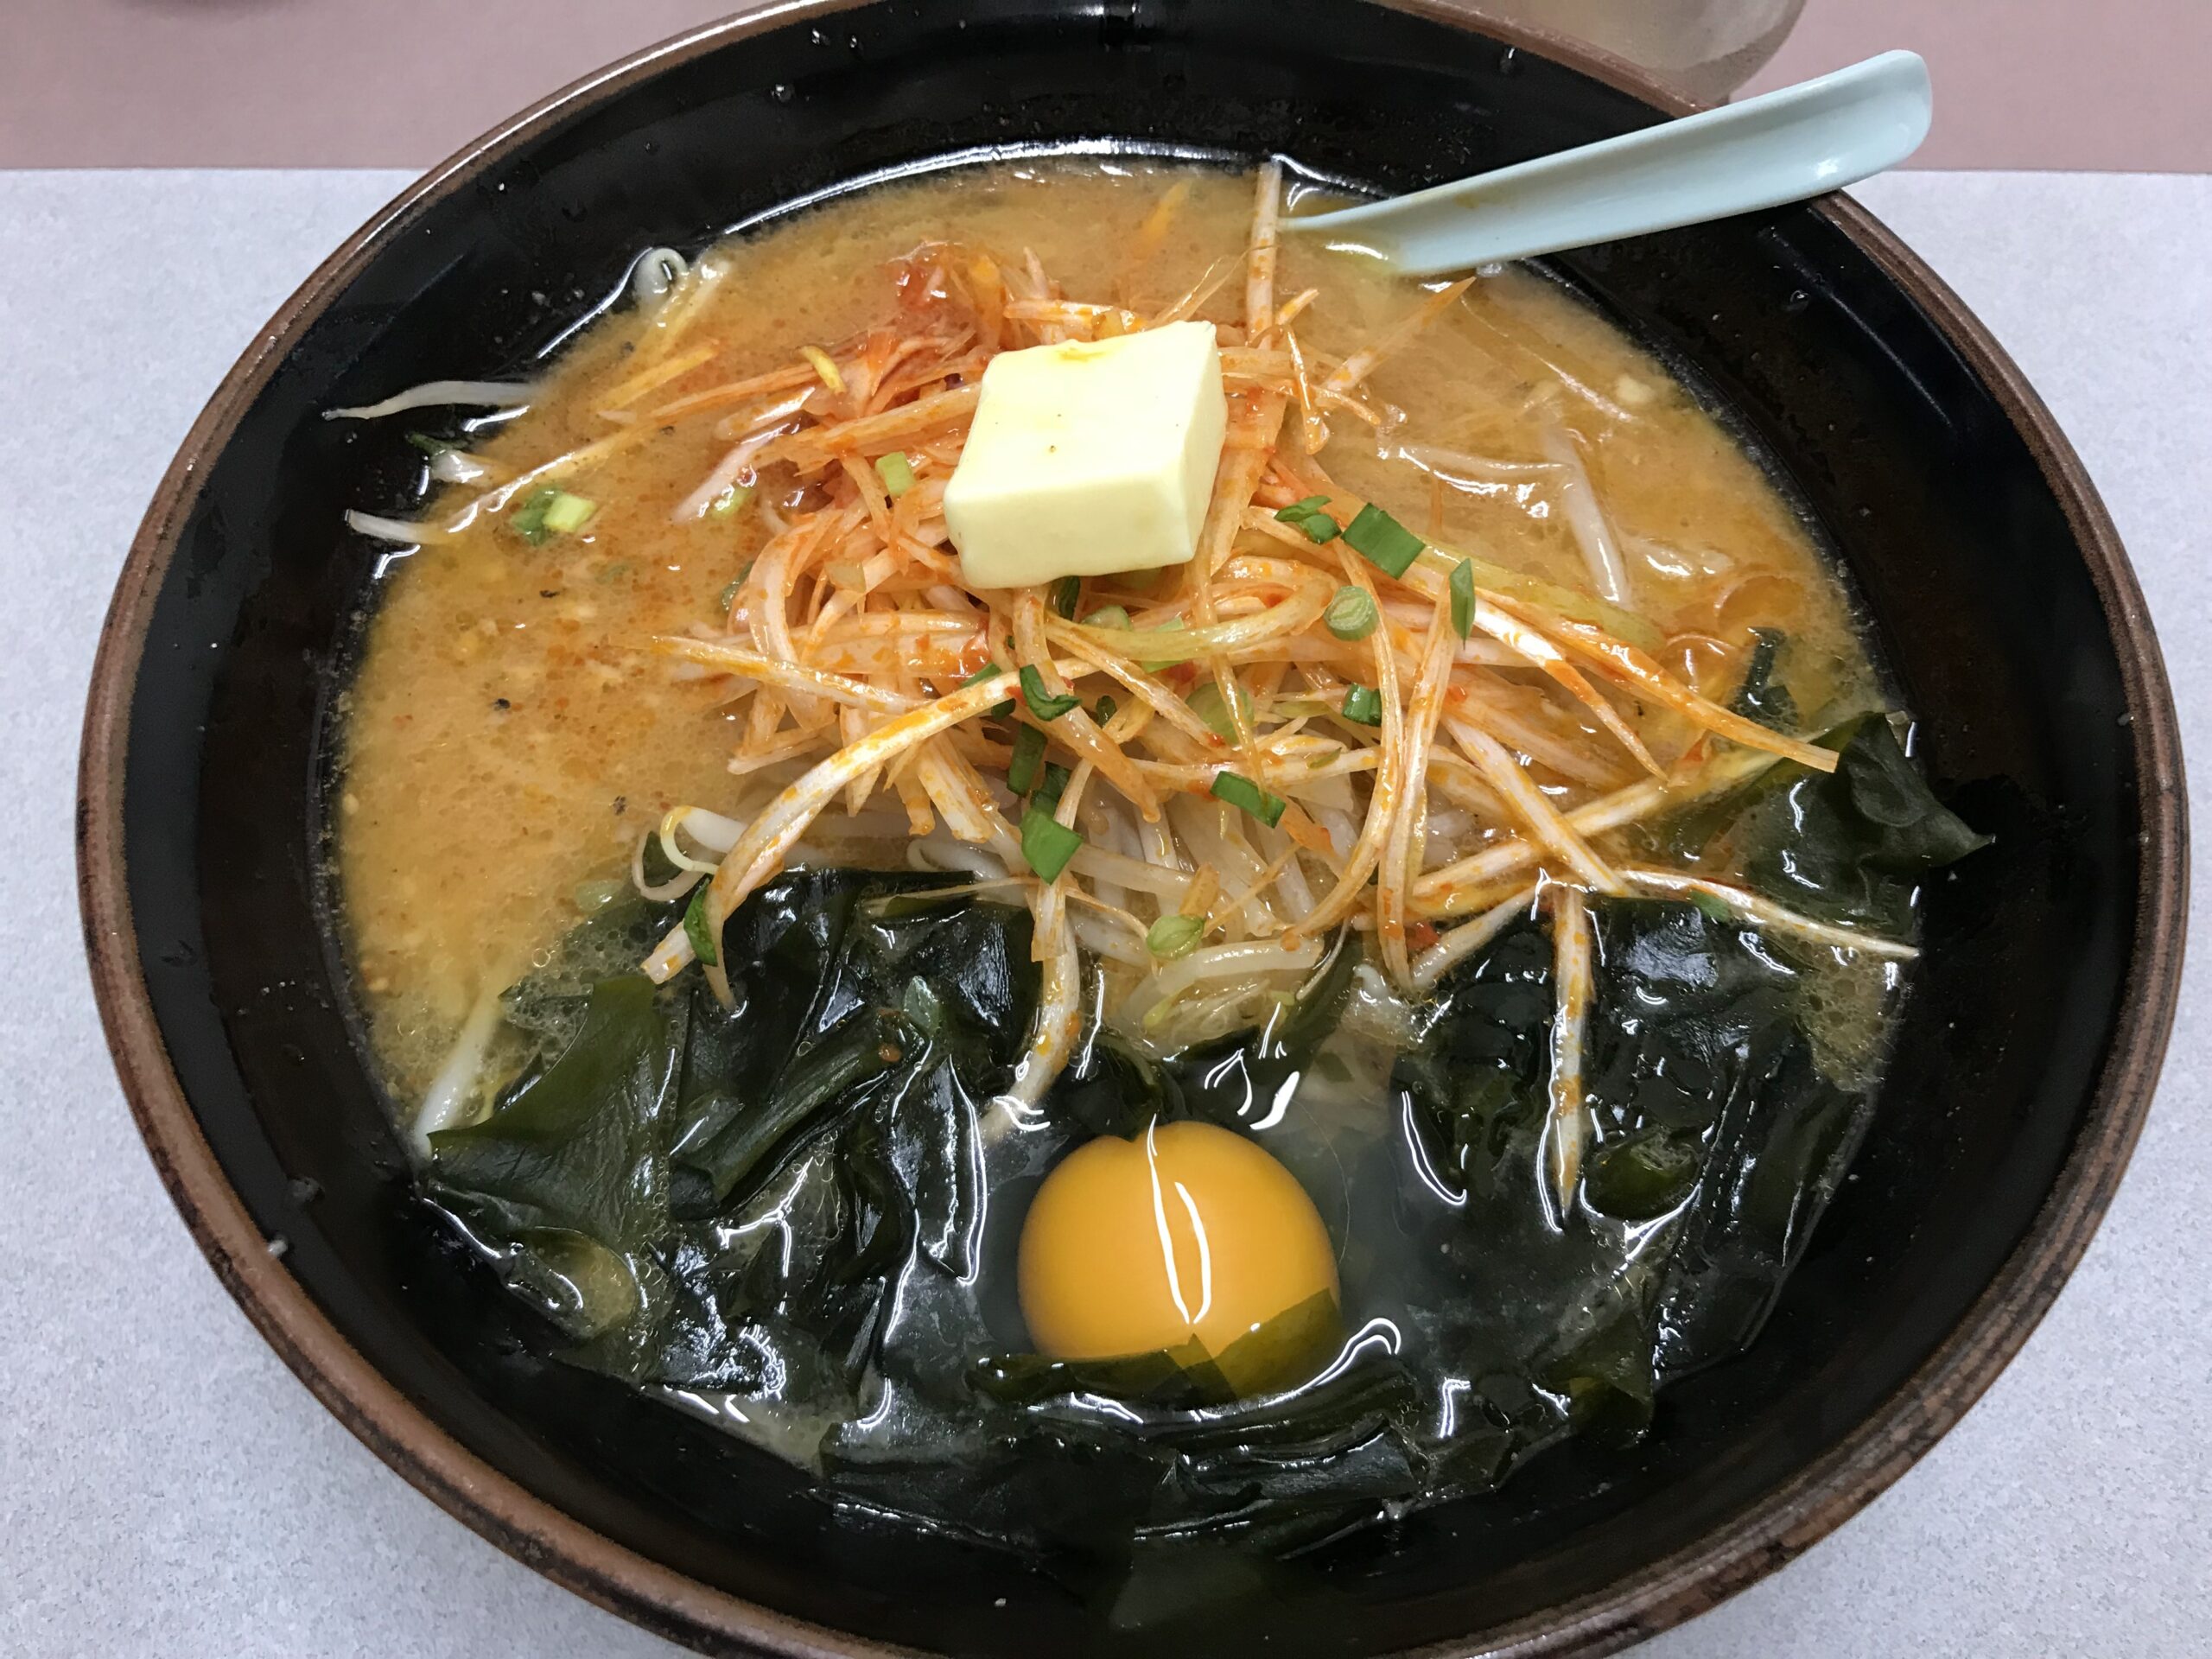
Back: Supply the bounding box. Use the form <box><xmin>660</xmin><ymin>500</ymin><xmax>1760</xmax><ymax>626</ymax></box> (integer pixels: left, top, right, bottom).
<box><xmin>75</xmin><ymin>2</ymin><xmax>2189</xmax><ymax>1654</ymax></box>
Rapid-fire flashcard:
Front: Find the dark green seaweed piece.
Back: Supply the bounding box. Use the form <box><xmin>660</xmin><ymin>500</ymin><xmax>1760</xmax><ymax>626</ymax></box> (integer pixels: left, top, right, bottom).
<box><xmin>969</xmin><ymin>1288</ymin><xmax>1344</xmax><ymax>1413</ymax></box>
<box><xmin>429</xmin><ymin>976</ymin><xmax>684</xmax><ymax>1379</ymax></box>
<box><xmin>431</xmin><ymin>976</ymin><xmax>677</xmax><ymax>1252</ymax></box>
<box><xmin>1541</xmin><ymin>1282</ymin><xmax>1661</xmax><ymax>1447</ymax></box>
<box><xmin>1646</xmin><ymin>714</ymin><xmax>1989</xmax><ymax>919</ymax></box>
<box><xmin>1581</xmin><ymin>899</ymin><xmax>1804</xmax><ymax>1138</ymax></box>
<box><xmin>1650</xmin><ymin>1033</ymin><xmax>1868</xmax><ymax>1375</ymax></box>
<box><xmin>1164</xmin><ymin>931</ymin><xmax>1363</xmax><ymax>1126</ymax></box>
<box><xmin>677</xmin><ymin>1007</ymin><xmax>904</xmax><ymax>1205</ymax></box>
<box><xmin>498</xmin><ymin>892</ymin><xmax>678</xmax><ymax>1054</ymax></box>
<box><xmin>969</xmin><ymin>1344</ymin><xmax>1224</xmax><ymax>1412</ymax></box>
<box><xmin>1727</xmin><ymin>626</ymin><xmax>1799</xmax><ymax>732</ymax></box>
<box><xmin>1393</xmin><ymin>916</ymin><xmax>1554</xmax><ymax>1201</ymax></box>
<box><xmin>1385</xmin><ymin>893</ymin><xmax>1884</xmax><ymax>1476</ymax></box>
<box><xmin>429</xmin><ymin>870</ymin><xmax>1039</xmax><ymax>1397</ymax></box>
<box><xmin>1585</xmin><ymin>1128</ymin><xmax>1706</xmax><ymax>1221</ymax></box>
<box><xmin>1738</xmin><ymin>715</ymin><xmax>1992</xmax><ymax>932</ymax></box>
<box><xmin>1046</xmin><ymin>1023</ymin><xmax>1184</xmax><ymax>1141</ymax></box>
<box><xmin>1642</xmin><ymin>752</ymin><xmax>1802</xmax><ymax>865</ymax></box>
<box><xmin>1205</xmin><ymin>1287</ymin><xmax>1344</xmax><ymax>1399</ymax></box>
<box><xmin>819</xmin><ymin>1411</ymin><xmax>1176</xmax><ymax>1564</ymax></box>
<box><xmin>954</xmin><ymin>1315</ymin><xmax>1419</xmax><ymax>1564</ymax></box>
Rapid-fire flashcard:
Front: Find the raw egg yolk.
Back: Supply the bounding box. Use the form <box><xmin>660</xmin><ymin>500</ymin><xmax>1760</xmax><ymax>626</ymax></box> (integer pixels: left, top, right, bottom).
<box><xmin>1017</xmin><ymin>1121</ymin><xmax>1338</xmax><ymax>1377</ymax></box>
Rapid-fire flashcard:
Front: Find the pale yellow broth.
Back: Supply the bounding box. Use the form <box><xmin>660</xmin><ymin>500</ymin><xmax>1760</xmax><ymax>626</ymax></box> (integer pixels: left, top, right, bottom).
<box><xmin>339</xmin><ymin>162</ymin><xmax>1877</xmax><ymax>1096</ymax></box>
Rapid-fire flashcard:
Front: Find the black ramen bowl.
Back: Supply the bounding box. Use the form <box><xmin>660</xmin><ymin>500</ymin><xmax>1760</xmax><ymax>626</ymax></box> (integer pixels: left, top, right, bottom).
<box><xmin>79</xmin><ymin>2</ymin><xmax>2185</xmax><ymax>1654</ymax></box>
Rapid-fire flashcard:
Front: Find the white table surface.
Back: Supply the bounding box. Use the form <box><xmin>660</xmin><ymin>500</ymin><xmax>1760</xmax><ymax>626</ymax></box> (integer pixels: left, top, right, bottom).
<box><xmin>2</xmin><ymin>168</ymin><xmax>2205</xmax><ymax>1658</ymax></box>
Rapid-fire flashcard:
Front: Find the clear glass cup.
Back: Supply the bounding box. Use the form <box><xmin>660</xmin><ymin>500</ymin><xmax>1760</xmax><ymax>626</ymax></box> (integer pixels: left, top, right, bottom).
<box><xmin>1465</xmin><ymin>0</ymin><xmax>1809</xmax><ymax>101</ymax></box>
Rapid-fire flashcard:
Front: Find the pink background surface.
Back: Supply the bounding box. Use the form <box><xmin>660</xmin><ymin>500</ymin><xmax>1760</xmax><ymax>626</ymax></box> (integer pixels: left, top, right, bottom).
<box><xmin>3</xmin><ymin>0</ymin><xmax>2204</xmax><ymax>171</ymax></box>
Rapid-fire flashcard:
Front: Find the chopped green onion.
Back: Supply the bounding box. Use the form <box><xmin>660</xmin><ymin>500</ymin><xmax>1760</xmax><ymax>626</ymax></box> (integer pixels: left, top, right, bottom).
<box><xmin>1146</xmin><ymin>912</ymin><xmax>1205</xmax><ymax>961</ymax></box>
<box><xmin>1020</xmin><ymin>664</ymin><xmax>1080</xmax><ymax>721</ymax></box>
<box><xmin>541</xmin><ymin>492</ymin><xmax>598</xmax><ymax>534</ymax></box>
<box><xmin>1344</xmin><ymin>502</ymin><xmax>1425</xmax><ymax>577</ymax></box>
<box><xmin>1449</xmin><ymin>558</ymin><xmax>1475</xmax><ymax>639</ymax></box>
<box><xmin>1139</xmin><ymin>617</ymin><xmax>1189</xmax><ymax>672</ymax></box>
<box><xmin>1034</xmin><ymin>762</ymin><xmax>1072</xmax><ymax>813</ymax></box>
<box><xmin>1690</xmin><ymin>892</ymin><xmax>1735</xmax><ymax>924</ymax></box>
<box><xmin>1082</xmin><ymin>604</ymin><xmax>1132</xmax><ymax>632</ymax></box>
<box><xmin>1050</xmin><ymin>575</ymin><xmax>1082</xmax><ymax>619</ymax></box>
<box><xmin>1186</xmin><ymin>680</ymin><xmax>1252</xmax><ymax>742</ymax></box>
<box><xmin>1020</xmin><ymin>804</ymin><xmax>1084</xmax><ymax>882</ymax></box>
<box><xmin>1274</xmin><ymin>493</ymin><xmax>1341</xmax><ymax>544</ymax></box>
<box><xmin>1325</xmin><ymin>585</ymin><xmax>1378</xmax><ymax>641</ymax></box>
<box><xmin>1093</xmin><ymin>694</ymin><xmax>1118</xmax><ymax>727</ymax></box>
<box><xmin>709</xmin><ymin>481</ymin><xmax>755</xmax><ymax>518</ymax></box>
<box><xmin>404</xmin><ymin>431</ymin><xmax>456</xmax><ymax>456</ymax></box>
<box><xmin>511</xmin><ymin>489</ymin><xmax>560</xmax><ymax>544</ymax></box>
<box><xmin>1341</xmin><ymin>683</ymin><xmax>1382</xmax><ymax>726</ymax></box>
<box><xmin>512</xmin><ymin>488</ymin><xmax>597</xmax><ymax>543</ymax></box>
<box><xmin>683</xmin><ymin>882</ymin><xmax>719</xmax><ymax>968</ymax></box>
<box><xmin>873</xmin><ymin>451</ymin><xmax>917</xmax><ymax>497</ymax></box>
<box><xmin>1211</xmin><ymin>771</ymin><xmax>1287</xmax><ymax>827</ymax></box>
<box><xmin>1007</xmin><ymin>724</ymin><xmax>1046</xmax><ymax>795</ymax></box>
<box><xmin>963</xmin><ymin>661</ymin><xmax>1014</xmax><ymax>718</ymax></box>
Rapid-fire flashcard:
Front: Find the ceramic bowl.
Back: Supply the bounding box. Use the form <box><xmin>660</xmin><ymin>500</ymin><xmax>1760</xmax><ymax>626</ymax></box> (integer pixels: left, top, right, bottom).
<box><xmin>79</xmin><ymin>3</ymin><xmax>2184</xmax><ymax>1653</ymax></box>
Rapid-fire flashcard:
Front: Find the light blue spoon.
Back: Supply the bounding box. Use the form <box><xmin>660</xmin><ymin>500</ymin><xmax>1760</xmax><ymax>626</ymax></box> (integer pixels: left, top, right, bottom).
<box><xmin>1282</xmin><ymin>51</ymin><xmax>1931</xmax><ymax>276</ymax></box>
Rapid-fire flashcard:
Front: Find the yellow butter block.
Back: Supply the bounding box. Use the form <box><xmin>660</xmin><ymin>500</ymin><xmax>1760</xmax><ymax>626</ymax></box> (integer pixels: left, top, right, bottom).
<box><xmin>944</xmin><ymin>320</ymin><xmax>1229</xmax><ymax>588</ymax></box>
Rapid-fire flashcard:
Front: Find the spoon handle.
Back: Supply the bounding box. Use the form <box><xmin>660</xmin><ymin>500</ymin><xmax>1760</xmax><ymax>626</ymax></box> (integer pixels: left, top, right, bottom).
<box><xmin>1283</xmin><ymin>51</ymin><xmax>1931</xmax><ymax>276</ymax></box>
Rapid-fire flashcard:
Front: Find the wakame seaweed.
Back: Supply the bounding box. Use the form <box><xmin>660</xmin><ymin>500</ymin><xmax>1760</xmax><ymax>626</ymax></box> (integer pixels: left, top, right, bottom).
<box><xmin>1738</xmin><ymin>714</ymin><xmax>1992</xmax><ymax>932</ymax></box>
<box><xmin>1045</xmin><ymin>932</ymin><xmax>1364</xmax><ymax>1141</ymax></box>
<box><xmin>421</xmin><ymin>732</ymin><xmax>1984</xmax><ymax>1578</ymax></box>
<box><xmin>1654</xmin><ymin>712</ymin><xmax>1989</xmax><ymax>931</ymax></box>
<box><xmin>1728</xmin><ymin>626</ymin><xmax>1799</xmax><ymax>731</ymax></box>
<box><xmin>430</xmin><ymin>871</ymin><xmax>1039</xmax><ymax>1398</ymax></box>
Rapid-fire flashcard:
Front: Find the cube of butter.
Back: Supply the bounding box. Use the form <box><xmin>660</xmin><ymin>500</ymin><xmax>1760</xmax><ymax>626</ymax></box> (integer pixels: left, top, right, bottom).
<box><xmin>944</xmin><ymin>320</ymin><xmax>1228</xmax><ymax>589</ymax></box>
